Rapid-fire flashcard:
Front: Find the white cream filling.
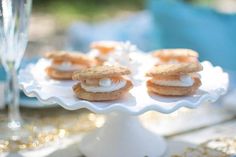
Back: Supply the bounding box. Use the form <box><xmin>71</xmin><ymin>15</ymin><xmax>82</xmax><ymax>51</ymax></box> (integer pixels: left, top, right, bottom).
<box><xmin>52</xmin><ymin>61</ymin><xmax>84</xmax><ymax>72</ymax></box>
<box><xmin>152</xmin><ymin>75</ymin><xmax>194</xmax><ymax>87</ymax></box>
<box><xmin>161</xmin><ymin>57</ymin><xmax>197</xmax><ymax>64</ymax></box>
<box><xmin>81</xmin><ymin>79</ymin><xmax>126</xmax><ymax>93</ymax></box>
<box><xmin>99</xmin><ymin>78</ymin><xmax>112</xmax><ymax>87</ymax></box>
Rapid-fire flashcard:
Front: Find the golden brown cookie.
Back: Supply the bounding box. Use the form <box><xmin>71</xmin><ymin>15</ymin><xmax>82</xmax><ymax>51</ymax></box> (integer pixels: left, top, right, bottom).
<box><xmin>73</xmin><ymin>80</ymin><xmax>133</xmax><ymax>101</ymax></box>
<box><xmin>146</xmin><ymin>63</ymin><xmax>203</xmax><ymax>77</ymax></box>
<box><xmin>90</xmin><ymin>41</ymin><xmax>120</xmax><ymax>54</ymax></box>
<box><xmin>147</xmin><ymin>77</ymin><xmax>201</xmax><ymax>96</ymax></box>
<box><xmin>45</xmin><ymin>67</ymin><xmax>73</xmax><ymax>80</ymax></box>
<box><xmin>44</xmin><ymin>51</ymin><xmax>98</xmax><ymax>80</ymax></box>
<box><xmin>153</xmin><ymin>49</ymin><xmax>199</xmax><ymax>63</ymax></box>
<box><xmin>153</xmin><ymin>49</ymin><xmax>198</xmax><ymax>59</ymax></box>
<box><xmin>44</xmin><ymin>51</ymin><xmax>96</xmax><ymax>67</ymax></box>
<box><xmin>73</xmin><ymin>65</ymin><xmax>131</xmax><ymax>80</ymax></box>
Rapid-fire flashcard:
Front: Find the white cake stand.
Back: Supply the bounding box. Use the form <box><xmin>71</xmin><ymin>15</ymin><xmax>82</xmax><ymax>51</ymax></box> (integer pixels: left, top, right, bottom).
<box><xmin>19</xmin><ymin>58</ymin><xmax>228</xmax><ymax>157</ymax></box>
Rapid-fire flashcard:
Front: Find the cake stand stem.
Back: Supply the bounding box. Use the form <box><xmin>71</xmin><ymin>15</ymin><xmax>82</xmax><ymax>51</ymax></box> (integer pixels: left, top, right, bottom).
<box><xmin>79</xmin><ymin>111</ymin><xmax>167</xmax><ymax>157</ymax></box>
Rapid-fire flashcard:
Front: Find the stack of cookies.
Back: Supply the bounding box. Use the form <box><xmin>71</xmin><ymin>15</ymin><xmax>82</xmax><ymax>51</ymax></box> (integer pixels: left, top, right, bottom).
<box><xmin>153</xmin><ymin>49</ymin><xmax>199</xmax><ymax>64</ymax></box>
<box><xmin>72</xmin><ymin>65</ymin><xmax>133</xmax><ymax>101</ymax></box>
<box><xmin>45</xmin><ymin>51</ymin><xmax>96</xmax><ymax>80</ymax></box>
<box><xmin>147</xmin><ymin>49</ymin><xmax>203</xmax><ymax>96</ymax></box>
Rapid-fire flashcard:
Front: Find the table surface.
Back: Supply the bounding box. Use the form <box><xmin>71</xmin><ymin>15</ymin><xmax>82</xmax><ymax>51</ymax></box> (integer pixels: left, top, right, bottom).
<box><xmin>0</xmin><ymin>100</ymin><xmax>236</xmax><ymax>157</ymax></box>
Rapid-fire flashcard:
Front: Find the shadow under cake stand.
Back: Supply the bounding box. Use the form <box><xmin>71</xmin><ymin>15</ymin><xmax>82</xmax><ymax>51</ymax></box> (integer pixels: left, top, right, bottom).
<box><xmin>19</xmin><ymin>59</ymin><xmax>228</xmax><ymax>157</ymax></box>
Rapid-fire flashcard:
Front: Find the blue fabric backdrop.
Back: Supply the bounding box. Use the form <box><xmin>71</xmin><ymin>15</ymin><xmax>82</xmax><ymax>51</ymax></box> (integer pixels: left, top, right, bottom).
<box><xmin>148</xmin><ymin>0</ymin><xmax>236</xmax><ymax>70</ymax></box>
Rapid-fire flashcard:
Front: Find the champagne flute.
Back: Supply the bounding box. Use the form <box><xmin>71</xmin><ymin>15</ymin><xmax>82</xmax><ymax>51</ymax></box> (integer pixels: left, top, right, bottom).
<box><xmin>0</xmin><ymin>0</ymin><xmax>32</xmax><ymax>140</ymax></box>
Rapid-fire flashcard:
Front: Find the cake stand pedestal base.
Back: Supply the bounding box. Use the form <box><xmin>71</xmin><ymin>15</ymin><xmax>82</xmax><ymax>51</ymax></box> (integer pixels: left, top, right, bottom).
<box><xmin>79</xmin><ymin>112</ymin><xmax>167</xmax><ymax>157</ymax></box>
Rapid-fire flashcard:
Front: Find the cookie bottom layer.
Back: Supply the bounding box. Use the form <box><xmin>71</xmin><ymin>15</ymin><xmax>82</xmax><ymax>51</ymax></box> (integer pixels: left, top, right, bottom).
<box><xmin>147</xmin><ymin>78</ymin><xmax>201</xmax><ymax>96</ymax></box>
<box><xmin>73</xmin><ymin>80</ymin><xmax>133</xmax><ymax>101</ymax></box>
<box><xmin>46</xmin><ymin>67</ymin><xmax>73</xmax><ymax>80</ymax></box>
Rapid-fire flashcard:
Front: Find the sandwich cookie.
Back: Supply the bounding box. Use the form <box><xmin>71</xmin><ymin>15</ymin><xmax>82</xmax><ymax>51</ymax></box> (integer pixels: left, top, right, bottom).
<box><xmin>89</xmin><ymin>41</ymin><xmax>120</xmax><ymax>65</ymax></box>
<box><xmin>146</xmin><ymin>63</ymin><xmax>203</xmax><ymax>96</ymax></box>
<box><xmin>72</xmin><ymin>65</ymin><xmax>133</xmax><ymax>101</ymax></box>
<box><xmin>153</xmin><ymin>49</ymin><xmax>199</xmax><ymax>64</ymax></box>
<box><xmin>44</xmin><ymin>51</ymin><xmax>96</xmax><ymax>80</ymax></box>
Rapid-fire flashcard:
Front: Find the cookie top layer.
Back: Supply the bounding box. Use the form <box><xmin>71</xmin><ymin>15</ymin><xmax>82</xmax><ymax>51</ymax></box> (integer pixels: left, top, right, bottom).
<box><xmin>153</xmin><ymin>49</ymin><xmax>199</xmax><ymax>59</ymax></box>
<box><xmin>44</xmin><ymin>51</ymin><xmax>95</xmax><ymax>65</ymax></box>
<box><xmin>73</xmin><ymin>65</ymin><xmax>131</xmax><ymax>80</ymax></box>
<box><xmin>147</xmin><ymin>63</ymin><xmax>203</xmax><ymax>77</ymax></box>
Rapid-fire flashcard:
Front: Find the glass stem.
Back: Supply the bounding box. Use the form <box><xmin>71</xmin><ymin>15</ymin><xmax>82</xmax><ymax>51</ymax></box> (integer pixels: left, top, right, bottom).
<box><xmin>6</xmin><ymin>65</ymin><xmax>22</xmax><ymax>129</ymax></box>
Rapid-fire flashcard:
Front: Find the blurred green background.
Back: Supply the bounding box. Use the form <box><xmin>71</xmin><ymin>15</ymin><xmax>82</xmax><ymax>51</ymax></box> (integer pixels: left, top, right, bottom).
<box><xmin>33</xmin><ymin>0</ymin><xmax>145</xmax><ymax>24</ymax></box>
<box><xmin>32</xmin><ymin>0</ymin><xmax>214</xmax><ymax>24</ymax></box>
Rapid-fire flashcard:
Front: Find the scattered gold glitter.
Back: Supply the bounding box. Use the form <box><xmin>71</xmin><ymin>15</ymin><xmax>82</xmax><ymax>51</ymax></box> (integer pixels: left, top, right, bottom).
<box><xmin>202</xmin><ymin>137</ymin><xmax>236</xmax><ymax>155</ymax></box>
<box><xmin>172</xmin><ymin>146</ymin><xmax>229</xmax><ymax>157</ymax></box>
<box><xmin>172</xmin><ymin>137</ymin><xmax>236</xmax><ymax>157</ymax></box>
<box><xmin>0</xmin><ymin>108</ymin><xmax>104</xmax><ymax>152</ymax></box>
